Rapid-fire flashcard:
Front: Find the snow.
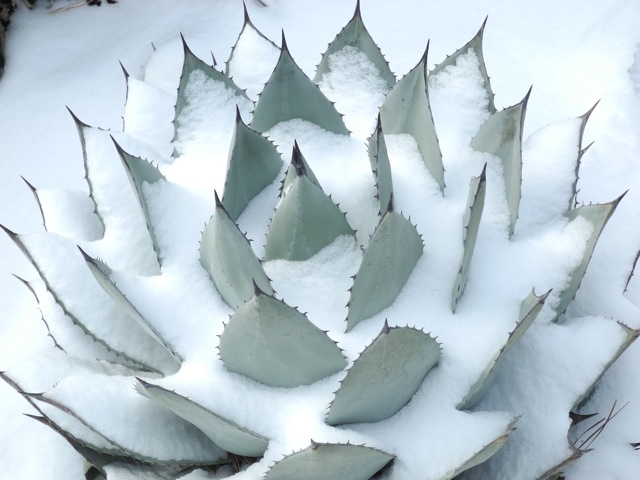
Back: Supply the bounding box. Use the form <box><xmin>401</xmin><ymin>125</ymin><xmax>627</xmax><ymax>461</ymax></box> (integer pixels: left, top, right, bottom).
<box><xmin>0</xmin><ymin>1</ymin><xmax>639</xmax><ymax>479</ymax></box>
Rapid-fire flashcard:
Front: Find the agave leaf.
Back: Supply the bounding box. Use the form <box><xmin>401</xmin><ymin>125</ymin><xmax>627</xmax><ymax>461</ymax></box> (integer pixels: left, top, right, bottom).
<box><xmin>200</xmin><ymin>192</ymin><xmax>274</xmax><ymax>309</ymax></box>
<box><xmin>0</xmin><ymin>227</ymin><xmax>175</xmax><ymax>374</ymax></box>
<box><xmin>452</xmin><ymin>164</ymin><xmax>487</xmax><ymax>312</ymax></box>
<box><xmin>380</xmin><ymin>43</ymin><xmax>444</xmax><ymax>192</ymax></box>
<box><xmin>30</xmin><ymin>387</ymin><xmax>226</xmax><ymax>466</ymax></box>
<box><xmin>21</xmin><ymin>176</ymin><xmax>46</xmax><ymax>228</ymax></box>
<box><xmin>251</xmin><ymin>33</ymin><xmax>349</xmax><ymax>135</ymax></box>
<box><xmin>264</xmin><ymin>441</ymin><xmax>394</xmax><ymax>480</ymax></box>
<box><xmin>429</xmin><ymin>18</ymin><xmax>495</xmax><ymax>114</ymax></box>
<box><xmin>110</xmin><ymin>137</ymin><xmax>164</xmax><ymax>264</ymax></box>
<box><xmin>554</xmin><ymin>194</ymin><xmax>625</xmax><ymax>321</ymax></box>
<box><xmin>21</xmin><ymin>178</ymin><xmax>103</xmax><ymax>241</ymax></box>
<box><xmin>280</xmin><ymin>140</ymin><xmax>321</xmax><ymax>195</ymax></box>
<box><xmin>222</xmin><ymin>107</ymin><xmax>283</xmax><ymax>221</ymax></box>
<box><xmin>219</xmin><ymin>284</ymin><xmax>346</xmax><ymax>387</ymax></box>
<box><xmin>326</xmin><ymin>323</ymin><xmax>440</xmax><ymax>425</ymax></box>
<box><xmin>470</xmin><ymin>88</ymin><xmax>531</xmax><ymax>237</ymax></box>
<box><xmin>225</xmin><ymin>3</ymin><xmax>279</xmax><ymax>98</ymax></box>
<box><xmin>24</xmin><ymin>413</ymin><xmax>132</xmax><ymax>472</ymax></box>
<box><xmin>264</xmin><ymin>150</ymin><xmax>355</xmax><ymax>261</ymax></box>
<box><xmin>443</xmin><ymin>418</ymin><xmax>517</xmax><ymax>479</ymax></box>
<box><xmin>457</xmin><ymin>289</ymin><xmax>550</xmax><ymax>410</ymax></box>
<box><xmin>12</xmin><ymin>274</ymin><xmax>64</xmax><ymax>352</ymax></box>
<box><xmin>367</xmin><ymin>114</ymin><xmax>394</xmax><ymax>217</ymax></box>
<box><xmin>174</xmin><ymin>34</ymin><xmax>251</xmax><ymax>151</ymax></box>
<box><xmin>569</xmin><ymin>101</ymin><xmax>599</xmax><ymax>210</ymax></box>
<box><xmin>313</xmin><ymin>0</ymin><xmax>395</xmax><ymax>90</ymax></box>
<box><xmin>67</xmin><ymin>108</ymin><xmax>106</xmax><ymax>237</ymax></box>
<box><xmin>346</xmin><ymin>203</ymin><xmax>423</xmax><ymax>331</ymax></box>
<box><xmin>136</xmin><ymin>379</ymin><xmax>269</xmax><ymax>457</ymax></box>
<box><xmin>572</xmin><ymin>321</ymin><xmax>639</xmax><ymax>409</ymax></box>
<box><xmin>78</xmin><ymin>248</ymin><xmax>182</xmax><ymax>366</ymax></box>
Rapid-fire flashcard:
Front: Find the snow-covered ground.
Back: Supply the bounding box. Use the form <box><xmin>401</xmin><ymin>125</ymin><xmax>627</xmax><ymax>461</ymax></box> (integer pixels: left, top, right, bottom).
<box><xmin>0</xmin><ymin>1</ymin><xmax>639</xmax><ymax>479</ymax></box>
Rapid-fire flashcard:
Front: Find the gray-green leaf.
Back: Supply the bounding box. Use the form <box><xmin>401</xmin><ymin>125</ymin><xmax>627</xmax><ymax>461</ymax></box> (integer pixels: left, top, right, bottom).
<box><xmin>452</xmin><ymin>164</ymin><xmax>487</xmax><ymax>312</ymax></box>
<box><xmin>326</xmin><ymin>323</ymin><xmax>440</xmax><ymax>425</ymax></box>
<box><xmin>200</xmin><ymin>192</ymin><xmax>274</xmax><ymax>310</ymax></box>
<box><xmin>136</xmin><ymin>379</ymin><xmax>269</xmax><ymax>457</ymax></box>
<box><xmin>219</xmin><ymin>285</ymin><xmax>346</xmax><ymax>387</ymax></box>
<box><xmin>470</xmin><ymin>88</ymin><xmax>531</xmax><ymax>238</ymax></box>
<box><xmin>346</xmin><ymin>204</ymin><xmax>423</xmax><ymax>331</ymax></box>
<box><xmin>264</xmin><ymin>441</ymin><xmax>394</xmax><ymax>480</ymax></box>
<box><xmin>251</xmin><ymin>33</ymin><xmax>349</xmax><ymax>135</ymax></box>
<box><xmin>222</xmin><ymin>108</ymin><xmax>283</xmax><ymax>221</ymax></box>
<box><xmin>380</xmin><ymin>44</ymin><xmax>444</xmax><ymax>192</ymax></box>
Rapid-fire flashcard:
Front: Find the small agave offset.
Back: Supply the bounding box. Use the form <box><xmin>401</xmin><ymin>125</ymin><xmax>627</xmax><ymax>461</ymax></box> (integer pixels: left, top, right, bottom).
<box><xmin>2</xmin><ymin>3</ymin><xmax>639</xmax><ymax>480</ymax></box>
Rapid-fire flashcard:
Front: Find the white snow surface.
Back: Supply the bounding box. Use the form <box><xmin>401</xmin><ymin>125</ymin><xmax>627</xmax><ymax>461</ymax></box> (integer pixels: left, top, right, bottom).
<box><xmin>0</xmin><ymin>1</ymin><xmax>639</xmax><ymax>479</ymax></box>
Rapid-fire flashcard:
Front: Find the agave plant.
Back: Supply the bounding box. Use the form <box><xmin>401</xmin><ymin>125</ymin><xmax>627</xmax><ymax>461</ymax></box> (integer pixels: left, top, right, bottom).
<box><xmin>2</xmin><ymin>3</ymin><xmax>638</xmax><ymax>480</ymax></box>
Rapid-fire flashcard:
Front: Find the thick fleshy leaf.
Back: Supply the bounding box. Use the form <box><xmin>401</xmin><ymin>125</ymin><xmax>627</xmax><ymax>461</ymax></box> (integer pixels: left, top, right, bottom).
<box><xmin>222</xmin><ymin>108</ymin><xmax>283</xmax><ymax>221</ymax></box>
<box><xmin>326</xmin><ymin>323</ymin><xmax>440</xmax><ymax>425</ymax></box>
<box><xmin>78</xmin><ymin>248</ymin><xmax>181</xmax><ymax>366</ymax></box>
<box><xmin>136</xmin><ymin>379</ymin><xmax>269</xmax><ymax>457</ymax></box>
<box><xmin>219</xmin><ymin>285</ymin><xmax>346</xmax><ymax>387</ymax></box>
<box><xmin>457</xmin><ymin>289</ymin><xmax>550</xmax><ymax>410</ymax></box>
<box><xmin>24</xmin><ymin>413</ymin><xmax>129</xmax><ymax>472</ymax></box>
<box><xmin>174</xmin><ymin>35</ymin><xmax>250</xmax><ymax>150</ymax></box>
<box><xmin>554</xmin><ymin>194</ymin><xmax>625</xmax><ymax>321</ymax></box>
<box><xmin>470</xmin><ymin>89</ymin><xmax>531</xmax><ymax>237</ymax></box>
<box><xmin>313</xmin><ymin>1</ymin><xmax>395</xmax><ymax>90</ymax></box>
<box><xmin>264</xmin><ymin>441</ymin><xmax>394</xmax><ymax>480</ymax></box>
<box><xmin>572</xmin><ymin>321</ymin><xmax>639</xmax><ymax>409</ymax></box>
<box><xmin>367</xmin><ymin>114</ymin><xmax>393</xmax><ymax>217</ymax></box>
<box><xmin>199</xmin><ymin>192</ymin><xmax>273</xmax><ymax>309</ymax></box>
<box><xmin>0</xmin><ymin>227</ymin><xmax>177</xmax><ymax>374</ymax></box>
<box><xmin>346</xmin><ymin>204</ymin><xmax>423</xmax><ymax>331</ymax></box>
<box><xmin>111</xmin><ymin>138</ymin><xmax>164</xmax><ymax>264</ymax></box>
<box><xmin>380</xmin><ymin>44</ymin><xmax>444</xmax><ymax>191</ymax></box>
<box><xmin>429</xmin><ymin>18</ymin><xmax>495</xmax><ymax>114</ymax></box>
<box><xmin>443</xmin><ymin>419</ymin><xmax>517</xmax><ymax>479</ymax></box>
<box><xmin>67</xmin><ymin>108</ymin><xmax>106</xmax><ymax>237</ymax></box>
<box><xmin>264</xmin><ymin>154</ymin><xmax>355</xmax><ymax>261</ymax></box>
<box><xmin>251</xmin><ymin>33</ymin><xmax>349</xmax><ymax>135</ymax></box>
<box><xmin>569</xmin><ymin>102</ymin><xmax>599</xmax><ymax>210</ymax></box>
<box><xmin>452</xmin><ymin>164</ymin><xmax>487</xmax><ymax>312</ymax></box>
<box><xmin>29</xmin><ymin>385</ymin><xmax>226</xmax><ymax>466</ymax></box>
<box><xmin>280</xmin><ymin>141</ymin><xmax>321</xmax><ymax>195</ymax></box>
<box><xmin>225</xmin><ymin>3</ymin><xmax>279</xmax><ymax>99</ymax></box>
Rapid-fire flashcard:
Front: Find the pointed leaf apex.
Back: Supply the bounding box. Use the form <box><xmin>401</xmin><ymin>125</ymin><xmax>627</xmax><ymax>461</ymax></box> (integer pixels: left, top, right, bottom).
<box><xmin>235</xmin><ymin>104</ymin><xmax>243</xmax><ymax>124</ymax></box>
<box><xmin>291</xmin><ymin>144</ymin><xmax>307</xmax><ymax>177</ymax></box>
<box><xmin>0</xmin><ymin>223</ymin><xmax>17</xmax><ymax>238</ymax></box>
<box><xmin>352</xmin><ymin>0</ymin><xmax>362</xmax><ymax>20</ymax></box>
<box><xmin>214</xmin><ymin>190</ymin><xmax>223</xmax><ymax>207</ymax></box>
<box><xmin>242</xmin><ymin>1</ymin><xmax>250</xmax><ymax>23</ymax></box>
<box><xmin>613</xmin><ymin>190</ymin><xmax>628</xmax><ymax>207</ymax></box>
<box><xmin>65</xmin><ymin>106</ymin><xmax>88</xmax><ymax>128</ymax></box>
<box><xmin>179</xmin><ymin>32</ymin><xmax>190</xmax><ymax>54</ymax></box>
<box><xmin>20</xmin><ymin>176</ymin><xmax>37</xmax><ymax>193</ymax></box>
<box><xmin>480</xmin><ymin>162</ymin><xmax>488</xmax><ymax>180</ymax></box>
<box><xmin>523</xmin><ymin>85</ymin><xmax>533</xmax><ymax>105</ymax></box>
<box><xmin>252</xmin><ymin>279</ymin><xmax>265</xmax><ymax>296</ymax></box>
<box><xmin>382</xmin><ymin>319</ymin><xmax>390</xmax><ymax>334</ymax></box>
<box><xmin>281</xmin><ymin>30</ymin><xmax>289</xmax><ymax>52</ymax></box>
<box><xmin>119</xmin><ymin>61</ymin><xmax>129</xmax><ymax>79</ymax></box>
<box><xmin>582</xmin><ymin>99</ymin><xmax>601</xmax><ymax>121</ymax></box>
<box><xmin>76</xmin><ymin>245</ymin><xmax>93</xmax><ymax>263</ymax></box>
<box><xmin>479</xmin><ymin>15</ymin><xmax>489</xmax><ymax>36</ymax></box>
<box><xmin>421</xmin><ymin>41</ymin><xmax>430</xmax><ymax>64</ymax></box>
<box><xmin>310</xmin><ymin>439</ymin><xmax>318</xmax><ymax>450</ymax></box>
